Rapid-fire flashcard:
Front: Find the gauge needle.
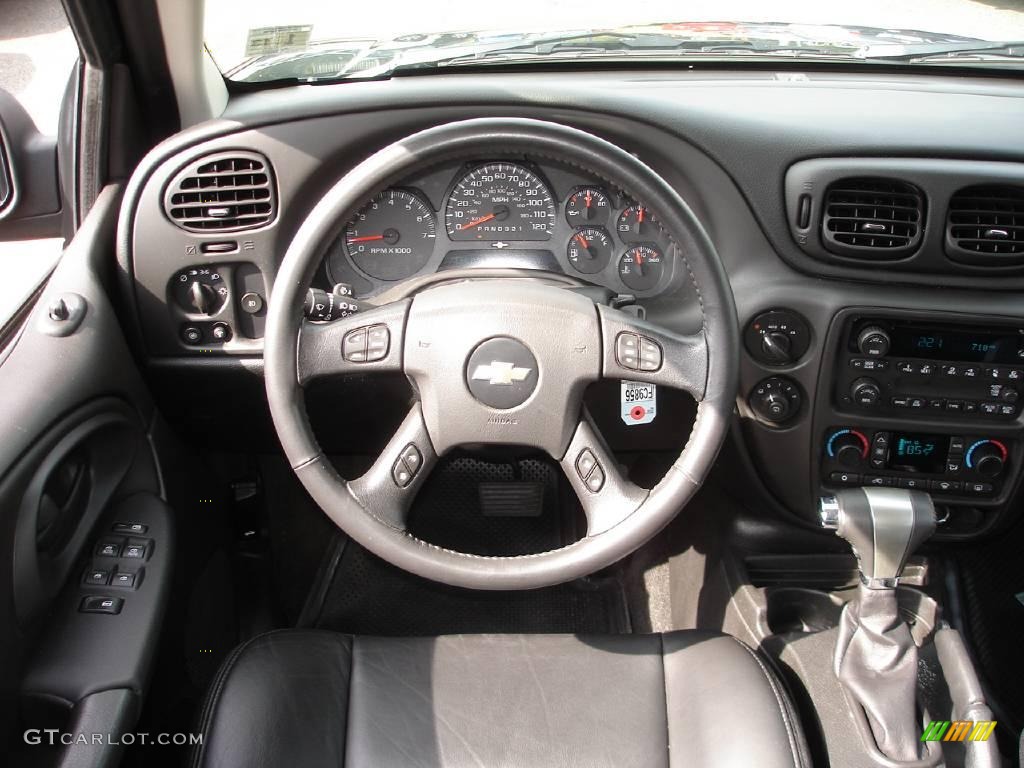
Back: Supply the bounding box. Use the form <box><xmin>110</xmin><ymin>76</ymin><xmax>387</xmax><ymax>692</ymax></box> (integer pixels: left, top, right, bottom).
<box><xmin>462</xmin><ymin>213</ymin><xmax>496</xmax><ymax>231</ymax></box>
<box><xmin>574</xmin><ymin>232</ymin><xmax>594</xmax><ymax>258</ymax></box>
<box><xmin>635</xmin><ymin>251</ymin><xmax>645</xmax><ymax>274</ymax></box>
<box><xmin>348</xmin><ymin>234</ymin><xmax>385</xmax><ymax>243</ymax></box>
<box><xmin>585</xmin><ymin>190</ymin><xmax>593</xmax><ymax>219</ymax></box>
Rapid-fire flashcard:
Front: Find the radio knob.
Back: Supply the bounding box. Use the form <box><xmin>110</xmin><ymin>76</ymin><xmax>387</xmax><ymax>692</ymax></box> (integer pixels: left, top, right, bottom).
<box><xmin>850</xmin><ymin>377</ymin><xmax>881</xmax><ymax>407</ymax></box>
<box><xmin>760</xmin><ymin>332</ymin><xmax>793</xmax><ymax>364</ymax></box>
<box><xmin>830</xmin><ymin>432</ymin><xmax>868</xmax><ymax>468</ymax></box>
<box><xmin>856</xmin><ymin>325</ymin><xmax>891</xmax><ymax>357</ymax></box>
<box><xmin>969</xmin><ymin>441</ymin><xmax>1007</xmax><ymax>477</ymax></box>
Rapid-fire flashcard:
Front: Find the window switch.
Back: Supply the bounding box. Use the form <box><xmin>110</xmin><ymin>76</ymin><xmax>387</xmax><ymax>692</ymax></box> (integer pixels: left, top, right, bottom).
<box><xmin>83</xmin><ymin>568</ymin><xmax>111</xmax><ymax>586</ymax></box>
<box><xmin>96</xmin><ymin>539</ymin><xmax>124</xmax><ymax>558</ymax></box>
<box><xmin>112</xmin><ymin>522</ymin><xmax>148</xmax><ymax>535</ymax></box>
<box><xmin>123</xmin><ymin>539</ymin><xmax>150</xmax><ymax>559</ymax></box>
<box><xmin>110</xmin><ymin>570</ymin><xmax>139</xmax><ymax>589</ymax></box>
<box><xmin>79</xmin><ymin>596</ymin><xmax>123</xmax><ymax>615</ymax></box>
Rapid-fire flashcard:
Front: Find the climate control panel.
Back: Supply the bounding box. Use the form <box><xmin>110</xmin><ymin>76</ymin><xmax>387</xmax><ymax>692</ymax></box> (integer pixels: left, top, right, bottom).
<box><xmin>822</xmin><ymin>426</ymin><xmax>1010</xmax><ymax>499</ymax></box>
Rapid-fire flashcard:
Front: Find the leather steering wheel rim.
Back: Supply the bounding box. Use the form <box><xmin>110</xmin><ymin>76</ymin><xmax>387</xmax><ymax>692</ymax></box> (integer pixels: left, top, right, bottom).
<box><xmin>265</xmin><ymin>117</ymin><xmax>738</xmax><ymax>590</ymax></box>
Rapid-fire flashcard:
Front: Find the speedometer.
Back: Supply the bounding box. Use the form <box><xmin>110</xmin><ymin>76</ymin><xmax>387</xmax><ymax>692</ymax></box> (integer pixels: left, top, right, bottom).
<box><xmin>445</xmin><ymin>163</ymin><xmax>555</xmax><ymax>241</ymax></box>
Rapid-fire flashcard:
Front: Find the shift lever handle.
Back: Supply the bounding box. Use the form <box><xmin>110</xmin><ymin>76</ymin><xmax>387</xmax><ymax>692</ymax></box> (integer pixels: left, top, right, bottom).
<box><xmin>820</xmin><ymin>488</ymin><xmax>936</xmax><ymax>589</ymax></box>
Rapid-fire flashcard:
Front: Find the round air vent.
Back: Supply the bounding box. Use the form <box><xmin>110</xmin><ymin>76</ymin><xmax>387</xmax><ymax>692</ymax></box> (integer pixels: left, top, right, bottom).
<box><xmin>163</xmin><ymin>151</ymin><xmax>276</xmax><ymax>232</ymax></box>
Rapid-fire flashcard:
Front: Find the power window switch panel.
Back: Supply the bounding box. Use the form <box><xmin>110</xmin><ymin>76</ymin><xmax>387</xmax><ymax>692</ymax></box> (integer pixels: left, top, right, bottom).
<box><xmin>96</xmin><ymin>539</ymin><xmax>124</xmax><ymax>558</ymax></box>
<box><xmin>79</xmin><ymin>596</ymin><xmax>123</xmax><ymax>615</ymax></box>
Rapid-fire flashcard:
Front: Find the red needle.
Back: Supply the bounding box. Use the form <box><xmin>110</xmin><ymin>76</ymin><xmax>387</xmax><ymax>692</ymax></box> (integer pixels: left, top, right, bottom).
<box><xmin>574</xmin><ymin>232</ymin><xmax>589</xmax><ymax>248</ymax></box>
<box><xmin>635</xmin><ymin>251</ymin><xmax>644</xmax><ymax>266</ymax></box>
<box><xmin>348</xmin><ymin>234</ymin><xmax>385</xmax><ymax>243</ymax></box>
<box><xmin>462</xmin><ymin>213</ymin><xmax>496</xmax><ymax>230</ymax></box>
<box><xmin>585</xmin><ymin>190</ymin><xmax>592</xmax><ymax>208</ymax></box>
<box><xmin>637</xmin><ymin>207</ymin><xmax>645</xmax><ymax>224</ymax></box>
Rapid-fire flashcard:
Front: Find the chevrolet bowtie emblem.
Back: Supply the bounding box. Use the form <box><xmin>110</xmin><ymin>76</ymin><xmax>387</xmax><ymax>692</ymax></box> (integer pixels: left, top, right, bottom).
<box><xmin>471</xmin><ymin>361</ymin><xmax>532</xmax><ymax>385</ymax></box>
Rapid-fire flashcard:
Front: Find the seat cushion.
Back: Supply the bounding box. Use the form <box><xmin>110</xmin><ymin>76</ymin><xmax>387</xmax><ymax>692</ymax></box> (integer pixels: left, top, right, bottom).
<box><xmin>192</xmin><ymin>629</ymin><xmax>807</xmax><ymax>768</ymax></box>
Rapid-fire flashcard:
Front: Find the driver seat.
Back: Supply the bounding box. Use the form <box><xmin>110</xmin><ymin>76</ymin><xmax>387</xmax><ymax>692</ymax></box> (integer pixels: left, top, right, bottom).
<box><xmin>192</xmin><ymin>629</ymin><xmax>808</xmax><ymax>767</ymax></box>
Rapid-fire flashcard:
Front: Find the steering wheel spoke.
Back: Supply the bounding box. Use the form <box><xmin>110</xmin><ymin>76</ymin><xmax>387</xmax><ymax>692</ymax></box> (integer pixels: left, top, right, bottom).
<box><xmin>297</xmin><ymin>299</ymin><xmax>411</xmax><ymax>385</ymax></box>
<box><xmin>347</xmin><ymin>403</ymin><xmax>437</xmax><ymax>530</ymax></box>
<box><xmin>597</xmin><ymin>304</ymin><xmax>708</xmax><ymax>400</ymax></box>
<box><xmin>561</xmin><ymin>413</ymin><xmax>649</xmax><ymax>536</ymax></box>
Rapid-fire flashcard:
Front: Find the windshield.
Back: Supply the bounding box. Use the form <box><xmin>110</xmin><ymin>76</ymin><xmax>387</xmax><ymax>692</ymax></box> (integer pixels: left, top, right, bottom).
<box><xmin>204</xmin><ymin>0</ymin><xmax>1024</xmax><ymax>82</ymax></box>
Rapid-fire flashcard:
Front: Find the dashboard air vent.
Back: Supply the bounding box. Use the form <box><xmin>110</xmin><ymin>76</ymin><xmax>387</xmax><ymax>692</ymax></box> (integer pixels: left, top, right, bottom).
<box><xmin>946</xmin><ymin>185</ymin><xmax>1024</xmax><ymax>266</ymax></box>
<box><xmin>164</xmin><ymin>151</ymin><xmax>276</xmax><ymax>232</ymax></box>
<box><xmin>822</xmin><ymin>178</ymin><xmax>924</xmax><ymax>258</ymax></box>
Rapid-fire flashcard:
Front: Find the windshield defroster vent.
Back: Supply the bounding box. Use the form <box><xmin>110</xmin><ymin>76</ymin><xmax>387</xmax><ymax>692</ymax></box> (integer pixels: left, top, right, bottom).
<box><xmin>946</xmin><ymin>185</ymin><xmax>1024</xmax><ymax>266</ymax></box>
<box><xmin>821</xmin><ymin>178</ymin><xmax>924</xmax><ymax>258</ymax></box>
<box><xmin>164</xmin><ymin>151</ymin><xmax>276</xmax><ymax>232</ymax></box>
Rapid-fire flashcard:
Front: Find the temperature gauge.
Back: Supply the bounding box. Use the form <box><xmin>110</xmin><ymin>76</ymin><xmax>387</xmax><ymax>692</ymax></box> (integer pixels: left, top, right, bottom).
<box><xmin>618</xmin><ymin>245</ymin><xmax>664</xmax><ymax>291</ymax></box>
<box><xmin>567</xmin><ymin>228</ymin><xmax>612</xmax><ymax>274</ymax></box>
<box><xmin>565</xmin><ymin>187</ymin><xmax>611</xmax><ymax>226</ymax></box>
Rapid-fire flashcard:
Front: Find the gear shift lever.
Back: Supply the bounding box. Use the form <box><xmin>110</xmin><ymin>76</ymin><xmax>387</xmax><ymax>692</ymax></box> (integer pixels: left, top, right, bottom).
<box><xmin>820</xmin><ymin>487</ymin><xmax>936</xmax><ymax>762</ymax></box>
<box><xmin>820</xmin><ymin>487</ymin><xmax>936</xmax><ymax>589</ymax></box>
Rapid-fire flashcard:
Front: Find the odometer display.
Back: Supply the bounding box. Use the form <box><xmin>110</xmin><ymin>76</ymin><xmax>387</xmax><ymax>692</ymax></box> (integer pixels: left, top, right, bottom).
<box><xmin>445</xmin><ymin>163</ymin><xmax>555</xmax><ymax>241</ymax></box>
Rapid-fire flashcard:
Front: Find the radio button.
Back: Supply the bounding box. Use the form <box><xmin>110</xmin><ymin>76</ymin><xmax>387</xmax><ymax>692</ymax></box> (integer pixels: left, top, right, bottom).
<box><xmin>963</xmin><ymin>400</ymin><xmax>979</xmax><ymax>414</ymax></box>
<box><xmin>962</xmin><ymin>366</ymin><xmax>981</xmax><ymax>378</ymax></box>
<box><xmin>1000</xmin><ymin>388</ymin><xmax>1019</xmax><ymax>403</ymax></box>
<box><xmin>931</xmin><ymin>479</ymin><xmax>962</xmax><ymax>493</ymax></box>
<box><xmin>986</xmin><ymin>367</ymin><xmax>1006</xmax><ymax>380</ymax></box>
<box><xmin>999</xmin><ymin>404</ymin><xmax>1016</xmax><ymax>416</ymax></box>
<box><xmin>1008</xmin><ymin>369</ymin><xmax>1023</xmax><ymax>381</ymax></box>
<box><xmin>917</xmin><ymin>363</ymin><xmax>935</xmax><ymax>376</ymax></box>
<box><xmin>891</xmin><ymin>396</ymin><xmax>910</xmax><ymax>408</ymax></box>
<box><xmin>928</xmin><ymin>399</ymin><xmax>946</xmax><ymax>410</ymax></box>
<box><xmin>940</xmin><ymin>365</ymin><xmax>960</xmax><ymax>377</ymax></box>
<box><xmin>829</xmin><ymin>471</ymin><xmax>861</xmax><ymax>485</ymax></box>
<box><xmin>898</xmin><ymin>477</ymin><xmax>928</xmax><ymax>490</ymax></box>
<box><xmin>897</xmin><ymin>361</ymin><xmax>915</xmax><ymax>374</ymax></box>
<box><xmin>980</xmin><ymin>402</ymin><xmax>1000</xmax><ymax>415</ymax></box>
<box><xmin>945</xmin><ymin>400</ymin><xmax>964</xmax><ymax>413</ymax></box>
<box><xmin>863</xmin><ymin>475</ymin><xmax>893</xmax><ymax>487</ymax></box>
<box><xmin>908</xmin><ymin>397</ymin><xmax>926</xmax><ymax>409</ymax></box>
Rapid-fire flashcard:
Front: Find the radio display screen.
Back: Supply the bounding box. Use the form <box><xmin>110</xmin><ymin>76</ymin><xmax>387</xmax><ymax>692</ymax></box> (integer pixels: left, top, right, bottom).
<box><xmin>890</xmin><ymin>325</ymin><xmax>1024</xmax><ymax>363</ymax></box>
<box><xmin>887</xmin><ymin>432</ymin><xmax>949</xmax><ymax>474</ymax></box>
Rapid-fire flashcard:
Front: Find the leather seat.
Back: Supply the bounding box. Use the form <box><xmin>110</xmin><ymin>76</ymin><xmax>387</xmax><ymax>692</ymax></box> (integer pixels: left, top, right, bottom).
<box><xmin>193</xmin><ymin>629</ymin><xmax>808</xmax><ymax>767</ymax></box>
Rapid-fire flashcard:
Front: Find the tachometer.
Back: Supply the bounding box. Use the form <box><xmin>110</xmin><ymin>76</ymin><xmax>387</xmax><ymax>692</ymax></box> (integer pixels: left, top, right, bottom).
<box><xmin>445</xmin><ymin>163</ymin><xmax>555</xmax><ymax>241</ymax></box>
<box><xmin>344</xmin><ymin>189</ymin><xmax>436</xmax><ymax>281</ymax></box>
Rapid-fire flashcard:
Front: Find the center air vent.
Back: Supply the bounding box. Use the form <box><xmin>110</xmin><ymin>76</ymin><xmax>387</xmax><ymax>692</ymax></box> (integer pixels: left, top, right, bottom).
<box><xmin>164</xmin><ymin>151</ymin><xmax>276</xmax><ymax>232</ymax></box>
<box><xmin>946</xmin><ymin>185</ymin><xmax>1024</xmax><ymax>266</ymax></box>
<box><xmin>822</xmin><ymin>178</ymin><xmax>924</xmax><ymax>258</ymax></box>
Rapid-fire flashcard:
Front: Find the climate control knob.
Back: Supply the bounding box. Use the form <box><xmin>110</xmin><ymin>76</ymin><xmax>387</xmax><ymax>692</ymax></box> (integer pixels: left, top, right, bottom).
<box><xmin>850</xmin><ymin>377</ymin><xmax>881</xmax><ymax>407</ymax></box>
<box><xmin>966</xmin><ymin>439</ymin><xmax>1008</xmax><ymax>477</ymax></box>
<box><xmin>826</xmin><ymin>429</ymin><xmax>869</xmax><ymax>468</ymax></box>
<box><xmin>856</xmin><ymin>325</ymin><xmax>891</xmax><ymax>357</ymax></box>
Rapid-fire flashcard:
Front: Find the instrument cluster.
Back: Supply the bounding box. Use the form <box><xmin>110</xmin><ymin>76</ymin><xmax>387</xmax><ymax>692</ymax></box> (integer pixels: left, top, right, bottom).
<box><xmin>325</xmin><ymin>159</ymin><xmax>678</xmax><ymax>298</ymax></box>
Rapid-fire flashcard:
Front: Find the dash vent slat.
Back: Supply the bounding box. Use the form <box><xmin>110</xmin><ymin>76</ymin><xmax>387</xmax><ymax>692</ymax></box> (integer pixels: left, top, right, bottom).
<box><xmin>163</xmin><ymin>152</ymin><xmax>276</xmax><ymax>232</ymax></box>
<box><xmin>946</xmin><ymin>185</ymin><xmax>1024</xmax><ymax>266</ymax></box>
<box><xmin>822</xmin><ymin>178</ymin><xmax>924</xmax><ymax>258</ymax></box>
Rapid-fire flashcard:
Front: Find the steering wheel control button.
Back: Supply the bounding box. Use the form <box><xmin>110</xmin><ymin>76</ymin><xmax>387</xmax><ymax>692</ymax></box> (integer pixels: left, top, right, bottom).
<box><xmin>240</xmin><ymin>292</ymin><xmax>263</xmax><ymax>314</ymax></box>
<box><xmin>400</xmin><ymin>444</ymin><xmax>422</xmax><ymax>473</ymax></box>
<box><xmin>576</xmin><ymin>449</ymin><xmax>598</xmax><ymax>478</ymax></box>
<box><xmin>466</xmin><ymin>337</ymin><xmax>538</xmax><ymax>409</ymax></box>
<box><xmin>615</xmin><ymin>332</ymin><xmax>640</xmax><ymax>369</ymax></box>
<box><xmin>639</xmin><ymin>338</ymin><xmax>663</xmax><ymax>372</ymax></box>
<box><xmin>366</xmin><ymin>325</ymin><xmax>390</xmax><ymax>362</ymax></box>
<box><xmin>575</xmin><ymin>448</ymin><xmax>606</xmax><ymax>492</ymax></box>
<box><xmin>79</xmin><ymin>596</ymin><xmax>124</xmax><ymax>615</ymax></box>
<box><xmin>343</xmin><ymin>328</ymin><xmax>368</xmax><ymax>362</ymax></box>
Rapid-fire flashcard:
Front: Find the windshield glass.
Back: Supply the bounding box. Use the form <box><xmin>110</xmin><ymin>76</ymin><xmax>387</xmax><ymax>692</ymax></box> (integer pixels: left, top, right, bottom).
<box><xmin>204</xmin><ymin>0</ymin><xmax>1024</xmax><ymax>82</ymax></box>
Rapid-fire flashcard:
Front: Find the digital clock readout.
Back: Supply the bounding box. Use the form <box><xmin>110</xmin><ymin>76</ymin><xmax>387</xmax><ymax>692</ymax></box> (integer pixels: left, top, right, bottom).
<box><xmin>890</xmin><ymin>326</ymin><xmax>1021</xmax><ymax>363</ymax></box>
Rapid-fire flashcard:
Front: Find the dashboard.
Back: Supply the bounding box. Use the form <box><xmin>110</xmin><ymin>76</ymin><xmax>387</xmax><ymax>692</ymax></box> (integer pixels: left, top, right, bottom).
<box><xmin>324</xmin><ymin>159</ymin><xmax>678</xmax><ymax>298</ymax></box>
<box><xmin>120</xmin><ymin>68</ymin><xmax>1024</xmax><ymax>543</ymax></box>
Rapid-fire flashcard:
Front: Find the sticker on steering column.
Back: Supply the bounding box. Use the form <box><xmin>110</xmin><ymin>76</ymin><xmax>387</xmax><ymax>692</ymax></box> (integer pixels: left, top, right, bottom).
<box><xmin>621</xmin><ymin>380</ymin><xmax>657</xmax><ymax>425</ymax></box>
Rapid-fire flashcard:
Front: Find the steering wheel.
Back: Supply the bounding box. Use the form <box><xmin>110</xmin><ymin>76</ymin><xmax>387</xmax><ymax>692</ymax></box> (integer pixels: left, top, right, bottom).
<box><xmin>265</xmin><ymin>118</ymin><xmax>738</xmax><ymax>590</ymax></box>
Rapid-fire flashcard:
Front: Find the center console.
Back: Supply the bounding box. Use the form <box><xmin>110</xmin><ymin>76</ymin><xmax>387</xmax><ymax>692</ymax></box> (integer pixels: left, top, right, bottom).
<box><xmin>813</xmin><ymin>309</ymin><xmax>1024</xmax><ymax>537</ymax></box>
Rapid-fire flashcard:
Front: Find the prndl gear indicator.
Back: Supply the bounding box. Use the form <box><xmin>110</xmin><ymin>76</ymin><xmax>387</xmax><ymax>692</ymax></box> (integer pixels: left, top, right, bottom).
<box><xmin>621</xmin><ymin>380</ymin><xmax>657</xmax><ymax>425</ymax></box>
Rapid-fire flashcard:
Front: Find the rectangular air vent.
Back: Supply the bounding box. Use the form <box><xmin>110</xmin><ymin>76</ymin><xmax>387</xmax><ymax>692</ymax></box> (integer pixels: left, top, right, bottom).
<box><xmin>164</xmin><ymin>151</ymin><xmax>276</xmax><ymax>232</ymax></box>
<box><xmin>822</xmin><ymin>178</ymin><xmax>924</xmax><ymax>258</ymax></box>
<box><xmin>946</xmin><ymin>185</ymin><xmax>1024</xmax><ymax>266</ymax></box>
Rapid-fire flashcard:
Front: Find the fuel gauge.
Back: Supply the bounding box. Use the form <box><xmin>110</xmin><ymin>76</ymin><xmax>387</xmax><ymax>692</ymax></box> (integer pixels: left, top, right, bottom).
<box><xmin>618</xmin><ymin>245</ymin><xmax>664</xmax><ymax>292</ymax></box>
<box><xmin>567</xmin><ymin>228</ymin><xmax>612</xmax><ymax>274</ymax></box>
